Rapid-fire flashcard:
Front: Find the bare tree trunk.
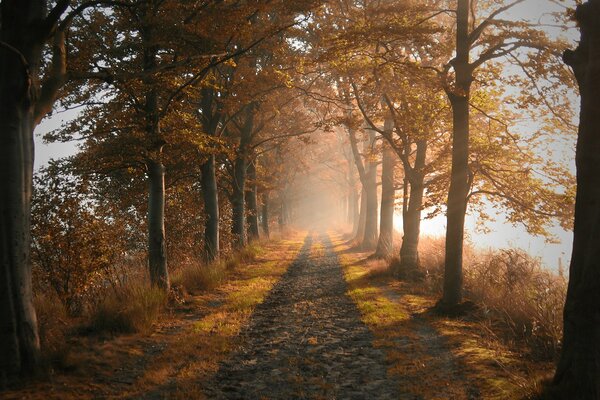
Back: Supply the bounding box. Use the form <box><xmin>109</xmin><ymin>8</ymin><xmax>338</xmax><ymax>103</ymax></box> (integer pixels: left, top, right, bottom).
<box><xmin>147</xmin><ymin>159</ymin><xmax>168</xmax><ymax>289</ymax></box>
<box><xmin>553</xmin><ymin>3</ymin><xmax>600</xmax><ymax>397</ymax></box>
<box><xmin>362</xmin><ymin>129</ymin><xmax>379</xmax><ymax>250</ymax></box>
<box><xmin>200</xmin><ymin>155</ymin><xmax>219</xmax><ymax>262</ymax></box>
<box><xmin>441</xmin><ymin>0</ymin><xmax>471</xmax><ymax>307</ymax></box>
<box><xmin>0</xmin><ymin>0</ymin><xmax>72</xmax><ymax>378</ymax></box>
<box><xmin>142</xmin><ymin>7</ymin><xmax>168</xmax><ymax>290</ymax></box>
<box><xmin>247</xmin><ymin>160</ymin><xmax>260</xmax><ymax>242</ymax></box>
<box><xmin>232</xmin><ymin>107</ymin><xmax>254</xmax><ymax>248</ymax></box>
<box><xmin>232</xmin><ymin>156</ymin><xmax>247</xmax><ymax>248</ymax></box>
<box><xmin>399</xmin><ymin>140</ymin><xmax>427</xmax><ymax>272</ymax></box>
<box><xmin>356</xmin><ymin>187</ymin><xmax>367</xmax><ymax>243</ymax></box>
<box><xmin>261</xmin><ymin>192</ymin><xmax>270</xmax><ymax>238</ymax></box>
<box><xmin>375</xmin><ymin>119</ymin><xmax>395</xmax><ymax>257</ymax></box>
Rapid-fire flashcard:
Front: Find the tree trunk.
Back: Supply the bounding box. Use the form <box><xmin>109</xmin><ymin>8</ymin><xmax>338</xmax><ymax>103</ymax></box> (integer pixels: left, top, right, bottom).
<box><xmin>362</xmin><ymin>129</ymin><xmax>379</xmax><ymax>250</ymax></box>
<box><xmin>0</xmin><ymin>2</ymin><xmax>58</xmax><ymax>377</ymax></box>
<box><xmin>261</xmin><ymin>192</ymin><xmax>270</xmax><ymax>238</ymax></box>
<box><xmin>441</xmin><ymin>0</ymin><xmax>471</xmax><ymax>307</ymax></box>
<box><xmin>400</xmin><ymin>175</ymin><xmax>425</xmax><ymax>270</ymax></box>
<box><xmin>399</xmin><ymin>140</ymin><xmax>427</xmax><ymax>271</ymax></box>
<box><xmin>356</xmin><ymin>187</ymin><xmax>367</xmax><ymax>243</ymax></box>
<box><xmin>200</xmin><ymin>155</ymin><xmax>219</xmax><ymax>262</ymax></box>
<box><xmin>246</xmin><ymin>160</ymin><xmax>260</xmax><ymax>242</ymax></box>
<box><xmin>553</xmin><ymin>3</ymin><xmax>600</xmax><ymax>397</ymax></box>
<box><xmin>375</xmin><ymin>120</ymin><xmax>395</xmax><ymax>257</ymax></box>
<box><xmin>0</xmin><ymin>103</ymin><xmax>41</xmax><ymax>380</ymax></box>
<box><xmin>232</xmin><ymin>155</ymin><xmax>247</xmax><ymax>248</ymax></box>
<box><xmin>147</xmin><ymin>159</ymin><xmax>169</xmax><ymax>289</ymax></box>
<box><xmin>142</xmin><ymin>9</ymin><xmax>169</xmax><ymax>290</ymax></box>
<box><xmin>232</xmin><ymin>107</ymin><xmax>254</xmax><ymax>248</ymax></box>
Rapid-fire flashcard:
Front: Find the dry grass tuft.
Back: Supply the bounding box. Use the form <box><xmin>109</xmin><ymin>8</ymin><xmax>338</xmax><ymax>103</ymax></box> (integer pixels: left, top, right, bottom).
<box><xmin>34</xmin><ymin>292</ymin><xmax>72</xmax><ymax>368</ymax></box>
<box><xmin>172</xmin><ymin>262</ymin><xmax>226</xmax><ymax>293</ymax></box>
<box><xmin>89</xmin><ymin>284</ymin><xmax>167</xmax><ymax>334</ymax></box>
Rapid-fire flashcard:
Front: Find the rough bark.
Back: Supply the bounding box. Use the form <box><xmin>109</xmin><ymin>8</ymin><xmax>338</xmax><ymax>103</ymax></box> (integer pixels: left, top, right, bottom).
<box><xmin>552</xmin><ymin>2</ymin><xmax>600</xmax><ymax>397</ymax></box>
<box><xmin>375</xmin><ymin>119</ymin><xmax>395</xmax><ymax>258</ymax></box>
<box><xmin>247</xmin><ymin>160</ymin><xmax>260</xmax><ymax>242</ymax></box>
<box><xmin>0</xmin><ymin>0</ymin><xmax>65</xmax><ymax>378</ymax></box>
<box><xmin>200</xmin><ymin>155</ymin><xmax>219</xmax><ymax>262</ymax></box>
<box><xmin>441</xmin><ymin>0</ymin><xmax>472</xmax><ymax>306</ymax></box>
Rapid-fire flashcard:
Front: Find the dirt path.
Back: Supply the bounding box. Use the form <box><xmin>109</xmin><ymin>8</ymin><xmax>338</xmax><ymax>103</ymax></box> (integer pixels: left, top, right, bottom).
<box><xmin>204</xmin><ymin>232</ymin><xmax>399</xmax><ymax>399</ymax></box>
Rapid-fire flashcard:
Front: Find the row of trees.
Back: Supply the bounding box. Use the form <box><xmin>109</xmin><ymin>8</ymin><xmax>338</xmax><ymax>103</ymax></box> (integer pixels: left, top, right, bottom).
<box><xmin>0</xmin><ymin>0</ymin><xmax>598</xmax><ymax>397</ymax></box>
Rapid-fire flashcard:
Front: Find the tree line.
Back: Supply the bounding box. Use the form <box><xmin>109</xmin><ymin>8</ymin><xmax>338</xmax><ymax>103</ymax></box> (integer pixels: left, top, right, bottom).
<box><xmin>0</xmin><ymin>0</ymin><xmax>598</xmax><ymax>397</ymax></box>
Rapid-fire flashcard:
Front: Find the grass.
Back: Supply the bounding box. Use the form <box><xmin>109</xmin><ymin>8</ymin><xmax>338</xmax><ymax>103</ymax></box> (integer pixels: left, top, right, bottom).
<box><xmin>89</xmin><ymin>283</ymin><xmax>167</xmax><ymax>334</ymax></box>
<box><xmin>418</xmin><ymin>236</ymin><xmax>567</xmax><ymax>359</ymax></box>
<box><xmin>332</xmin><ymin>230</ymin><xmax>552</xmax><ymax>399</ymax></box>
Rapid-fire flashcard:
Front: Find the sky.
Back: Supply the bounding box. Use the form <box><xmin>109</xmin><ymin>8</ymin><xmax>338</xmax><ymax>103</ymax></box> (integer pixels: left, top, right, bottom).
<box><xmin>34</xmin><ymin>0</ymin><xmax>581</xmax><ymax>271</ymax></box>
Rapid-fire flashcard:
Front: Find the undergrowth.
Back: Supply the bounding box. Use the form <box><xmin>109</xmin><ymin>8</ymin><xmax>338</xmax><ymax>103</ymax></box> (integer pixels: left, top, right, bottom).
<box><xmin>89</xmin><ymin>284</ymin><xmax>167</xmax><ymax>334</ymax></box>
<box><xmin>416</xmin><ymin>235</ymin><xmax>566</xmax><ymax>359</ymax></box>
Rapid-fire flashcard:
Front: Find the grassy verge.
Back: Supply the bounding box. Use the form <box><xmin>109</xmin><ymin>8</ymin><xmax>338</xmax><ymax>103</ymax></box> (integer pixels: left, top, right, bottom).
<box><xmin>117</xmin><ymin>235</ymin><xmax>306</xmax><ymax>399</ymax></box>
<box><xmin>5</xmin><ymin>234</ymin><xmax>305</xmax><ymax>399</ymax></box>
<box><xmin>332</xmin><ymin>231</ymin><xmax>548</xmax><ymax>399</ymax></box>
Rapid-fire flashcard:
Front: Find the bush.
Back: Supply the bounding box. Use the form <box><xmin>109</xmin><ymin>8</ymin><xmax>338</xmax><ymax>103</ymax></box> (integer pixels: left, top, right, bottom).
<box><xmin>34</xmin><ymin>292</ymin><xmax>71</xmax><ymax>367</ymax></box>
<box><xmin>89</xmin><ymin>284</ymin><xmax>166</xmax><ymax>334</ymax></box>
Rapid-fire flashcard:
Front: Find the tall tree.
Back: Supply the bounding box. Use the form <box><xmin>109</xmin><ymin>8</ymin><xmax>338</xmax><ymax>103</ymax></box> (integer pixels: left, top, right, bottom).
<box><xmin>0</xmin><ymin>0</ymin><xmax>109</xmax><ymax>378</ymax></box>
<box><xmin>553</xmin><ymin>1</ymin><xmax>600</xmax><ymax>397</ymax></box>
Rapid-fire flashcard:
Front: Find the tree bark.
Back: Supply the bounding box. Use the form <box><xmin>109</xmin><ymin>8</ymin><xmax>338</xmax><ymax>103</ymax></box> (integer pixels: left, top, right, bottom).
<box><xmin>362</xmin><ymin>129</ymin><xmax>379</xmax><ymax>250</ymax></box>
<box><xmin>399</xmin><ymin>141</ymin><xmax>427</xmax><ymax>271</ymax></box>
<box><xmin>232</xmin><ymin>106</ymin><xmax>254</xmax><ymax>248</ymax></box>
<box><xmin>142</xmin><ymin>5</ymin><xmax>169</xmax><ymax>290</ymax></box>
<box><xmin>147</xmin><ymin>159</ymin><xmax>168</xmax><ymax>289</ymax></box>
<box><xmin>375</xmin><ymin>119</ymin><xmax>396</xmax><ymax>258</ymax></box>
<box><xmin>200</xmin><ymin>155</ymin><xmax>219</xmax><ymax>262</ymax></box>
<box><xmin>553</xmin><ymin>2</ymin><xmax>600</xmax><ymax>397</ymax></box>
<box><xmin>356</xmin><ymin>187</ymin><xmax>367</xmax><ymax>243</ymax></box>
<box><xmin>0</xmin><ymin>1</ymin><xmax>59</xmax><ymax>377</ymax></box>
<box><xmin>261</xmin><ymin>192</ymin><xmax>270</xmax><ymax>238</ymax></box>
<box><xmin>441</xmin><ymin>0</ymin><xmax>472</xmax><ymax>306</ymax></box>
<box><xmin>247</xmin><ymin>160</ymin><xmax>260</xmax><ymax>242</ymax></box>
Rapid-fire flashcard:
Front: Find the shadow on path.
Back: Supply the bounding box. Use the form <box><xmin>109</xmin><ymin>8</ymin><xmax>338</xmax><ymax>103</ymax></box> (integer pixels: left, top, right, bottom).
<box><xmin>204</xmin><ymin>231</ymin><xmax>398</xmax><ymax>399</ymax></box>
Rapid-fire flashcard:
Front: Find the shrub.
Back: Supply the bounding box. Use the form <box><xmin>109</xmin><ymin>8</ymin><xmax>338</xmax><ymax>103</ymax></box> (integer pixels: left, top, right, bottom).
<box><xmin>89</xmin><ymin>284</ymin><xmax>166</xmax><ymax>334</ymax></box>
<box><xmin>34</xmin><ymin>292</ymin><xmax>71</xmax><ymax>367</ymax></box>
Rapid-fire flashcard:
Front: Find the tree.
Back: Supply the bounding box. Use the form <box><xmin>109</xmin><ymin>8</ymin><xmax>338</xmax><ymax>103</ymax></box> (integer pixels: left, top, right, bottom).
<box><xmin>436</xmin><ymin>0</ymin><xmax>575</xmax><ymax>307</ymax></box>
<box><xmin>553</xmin><ymin>1</ymin><xmax>600</xmax><ymax>397</ymax></box>
<box><xmin>0</xmin><ymin>0</ymin><xmax>109</xmax><ymax>378</ymax></box>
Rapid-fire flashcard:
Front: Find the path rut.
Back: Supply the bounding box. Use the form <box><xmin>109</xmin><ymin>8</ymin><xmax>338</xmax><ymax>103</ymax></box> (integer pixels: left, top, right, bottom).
<box><xmin>205</xmin><ymin>232</ymin><xmax>398</xmax><ymax>399</ymax></box>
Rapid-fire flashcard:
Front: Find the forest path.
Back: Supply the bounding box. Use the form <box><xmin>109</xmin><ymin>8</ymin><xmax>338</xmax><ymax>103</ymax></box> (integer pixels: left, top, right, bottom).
<box><xmin>204</xmin><ymin>231</ymin><xmax>399</xmax><ymax>399</ymax></box>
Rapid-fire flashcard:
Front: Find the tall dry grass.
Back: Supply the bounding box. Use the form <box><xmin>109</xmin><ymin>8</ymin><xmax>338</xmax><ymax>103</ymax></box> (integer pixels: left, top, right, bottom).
<box><xmin>404</xmin><ymin>234</ymin><xmax>567</xmax><ymax>358</ymax></box>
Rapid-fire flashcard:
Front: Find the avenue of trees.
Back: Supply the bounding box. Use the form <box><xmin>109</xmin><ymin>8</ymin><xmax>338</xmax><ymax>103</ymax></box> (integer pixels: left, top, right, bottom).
<box><xmin>0</xmin><ymin>0</ymin><xmax>596</xmax><ymax>397</ymax></box>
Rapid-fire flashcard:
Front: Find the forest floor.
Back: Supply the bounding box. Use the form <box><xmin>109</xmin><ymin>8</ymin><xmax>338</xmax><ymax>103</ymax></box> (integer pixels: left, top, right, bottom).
<box><xmin>4</xmin><ymin>230</ymin><xmax>552</xmax><ymax>399</ymax></box>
